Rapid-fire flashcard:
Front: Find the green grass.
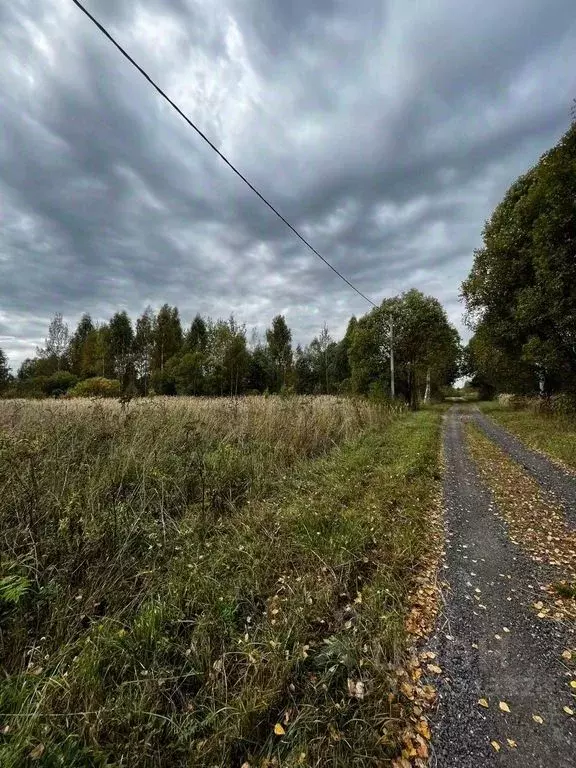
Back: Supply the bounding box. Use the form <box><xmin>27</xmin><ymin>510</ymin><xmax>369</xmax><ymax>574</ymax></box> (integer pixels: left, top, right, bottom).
<box><xmin>552</xmin><ymin>581</ymin><xmax>576</xmax><ymax>600</ymax></box>
<box><xmin>0</xmin><ymin>397</ymin><xmax>441</xmax><ymax>767</ymax></box>
<box><xmin>478</xmin><ymin>401</ymin><xmax>576</xmax><ymax>469</ymax></box>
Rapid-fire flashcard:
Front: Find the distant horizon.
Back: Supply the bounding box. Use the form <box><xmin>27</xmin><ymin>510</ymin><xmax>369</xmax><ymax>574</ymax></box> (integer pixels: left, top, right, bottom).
<box><xmin>0</xmin><ymin>286</ymin><xmax>464</xmax><ymax>373</ymax></box>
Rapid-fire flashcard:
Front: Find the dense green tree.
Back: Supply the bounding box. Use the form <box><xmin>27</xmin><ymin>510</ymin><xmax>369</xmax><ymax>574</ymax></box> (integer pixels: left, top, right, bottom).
<box><xmin>0</xmin><ymin>348</ymin><xmax>11</xmax><ymax>392</ymax></box>
<box><xmin>69</xmin><ymin>314</ymin><xmax>95</xmax><ymax>377</ymax></box>
<box><xmin>205</xmin><ymin>317</ymin><xmax>249</xmax><ymax>396</ymax></box>
<box><xmin>246</xmin><ymin>344</ymin><xmax>271</xmax><ymax>393</ymax></box>
<box><xmin>331</xmin><ymin>317</ymin><xmax>355</xmax><ymax>389</ymax></box>
<box><xmin>348</xmin><ymin>311</ymin><xmax>383</xmax><ymax>395</ymax></box>
<box><xmin>266</xmin><ymin>315</ymin><xmax>292</xmax><ymax>391</ymax></box>
<box><xmin>462</xmin><ymin>120</ymin><xmax>576</xmax><ymax>394</ymax></box>
<box><xmin>349</xmin><ymin>290</ymin><xmax>460</xmax><ymax>406</ymax></box>
<box><xmin>463</xmin><ymin>328</ymin><xmax>537</xmax><ymax>399</ymax></box>
<box><xmin>152</xmin><ymin>304</ymin><xmax>183</xmax><ymax>373</ymax></box>
<box><xmin>167</xmin><ymin>351</ymin><xmax>206</xmax><ymax>395</ymax></box>
<box><xmin>184</xmin><ymin>314</ymin><xmax>208</xmax><ymax>353</ymax></box>
<box><xmin>43</xmin><ymin>371</ymin><xmax>78</xmax><ymax>397</ymax></box>
<box><xmin>18</xmin><ymin>356</ymin><xmax>58</xmax><ymax>380</ymax></box>
<box><xmin>108</xmin><ymin>311</ymin><xmax>134</xmax><ymax>387</ymax></box>
<box><xmin>93</xmin><ymin>324</ymin><xmax>114</xmax><ymax>378</ymax></box>
<box><xmin>293</xmin><ymin>345</ymin><xmax>315</xmax><ymax>394</ymax></box>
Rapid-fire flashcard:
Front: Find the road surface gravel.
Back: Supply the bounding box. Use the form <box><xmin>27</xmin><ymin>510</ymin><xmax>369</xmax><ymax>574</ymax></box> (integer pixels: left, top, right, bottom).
<box><xmin>472</xmin><ymin>409</ymin><xmax>576</xmax><ymax>528</ymax></box>
<box><xmin>430</xmin><ymin>407</ymin><xmax>576</xmax><ymax>767</ymax></box>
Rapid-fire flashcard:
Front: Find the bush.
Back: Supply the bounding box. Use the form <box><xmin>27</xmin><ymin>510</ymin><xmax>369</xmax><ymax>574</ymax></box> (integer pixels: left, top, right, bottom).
<box><xmin>150</xmin><ymin>370</ymin><xmax>177</xmax><ymax>396</ymax></box>
<box><xmin>497</xmin><ymin>393</ymin><xmax>526</xmax><ymax>409</ymax></box>
<box><xmin>68</xmin><ymin>377</ymin><xmax>121</xmax><ymax>398</ymax></box>
<box><xmin>527</xmin><ymin>393</ymin><xmax>576</xmax><ymax>417</ymax></box>
<box><xmin>43</xmin><ymin>371</ymin><xmax>78</xmax><ymax>397</ymax></box>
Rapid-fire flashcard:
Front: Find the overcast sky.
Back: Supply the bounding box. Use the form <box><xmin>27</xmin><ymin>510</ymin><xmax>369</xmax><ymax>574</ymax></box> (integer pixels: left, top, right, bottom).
<box><xmin>1</xmin><ymin>0</ymin><xmax>575</xmax><ymax>370</ymax></box>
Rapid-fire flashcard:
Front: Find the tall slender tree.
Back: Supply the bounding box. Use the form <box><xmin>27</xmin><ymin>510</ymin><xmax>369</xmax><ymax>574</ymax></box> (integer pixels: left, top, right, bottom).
<box><xmin>69</xmin><ymin>314</ymin><xmax>95</xmax><ymax>377</ymax></box>
<box><xmin>0</xmin><ymin>348</ymin><xmax>11</xmax><ymax>392</ymax></box>
<box><xmin>184</xmin><ymin>314</ymin><xmax>208</xmax><ymax>353</ymax></box>
<box><xmin>108</xmin><ymin>311</ymin><xmax>134</xmax><ymax>386</ymax></box>
<box><xmin>40</xmin><ymin>313</ymin><xmax>69</xmax><ymax>371</ymax></box>
<box><xmin>152</xmin><ymin>304</ymin><xmax>183</xmax><ymax>372</ymax></box>
<box><xmin>134</xmin><ymin>307</ymin><xmax>155</xmax><ymax>395</ymax></box>
<box><xmin>266</xmin><ymin>315</ymin><xmax>292</xmax><ymax>391</ymax></box>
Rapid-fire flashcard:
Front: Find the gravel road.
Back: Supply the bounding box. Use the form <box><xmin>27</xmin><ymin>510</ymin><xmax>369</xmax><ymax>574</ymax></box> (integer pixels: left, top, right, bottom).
<box><xmin>430</xmin><ymin>407</ymin><xmax>576</xmax><ymax>767</ymax></box>
<box><xmin>471</xmin><ymin>409</ymin><xmax>576</xmax><ymax>528</ymax></box>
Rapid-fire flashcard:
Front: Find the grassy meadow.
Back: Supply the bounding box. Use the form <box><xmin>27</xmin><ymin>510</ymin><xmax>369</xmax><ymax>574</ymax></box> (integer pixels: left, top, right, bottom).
<box><xmin>0</xmin><ymin>396</ymin><xmax>442</xmax><ymax>767</ymax></box>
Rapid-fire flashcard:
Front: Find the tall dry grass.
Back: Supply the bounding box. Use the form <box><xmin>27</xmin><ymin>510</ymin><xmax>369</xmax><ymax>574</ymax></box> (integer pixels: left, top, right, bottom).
<box><xmin>0</xmin><ymin>396</ymin><xmax>443</xmax><ymax>768</ymax></box>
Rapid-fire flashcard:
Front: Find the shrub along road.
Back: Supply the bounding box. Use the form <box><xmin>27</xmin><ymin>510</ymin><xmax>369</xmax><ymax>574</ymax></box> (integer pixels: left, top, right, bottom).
<box><xmin>430</xmin><ymin>407</ymin><xmax>576</xmax><ymax>767</ymax></box>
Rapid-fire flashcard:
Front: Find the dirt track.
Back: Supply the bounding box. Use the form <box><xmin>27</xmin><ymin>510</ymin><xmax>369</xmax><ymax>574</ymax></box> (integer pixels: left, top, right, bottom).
<box><xmin>430</xmin><ymin>407</ymin><xmax>576</xmax><ymax>767</ymax></box>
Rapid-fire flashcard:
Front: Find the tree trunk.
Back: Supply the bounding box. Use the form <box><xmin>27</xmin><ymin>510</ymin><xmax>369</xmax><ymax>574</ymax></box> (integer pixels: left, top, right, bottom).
<box><xmin>423</xmin><ymin>367</ymin><xmax>431</xmax><ymax>403</ymax></box>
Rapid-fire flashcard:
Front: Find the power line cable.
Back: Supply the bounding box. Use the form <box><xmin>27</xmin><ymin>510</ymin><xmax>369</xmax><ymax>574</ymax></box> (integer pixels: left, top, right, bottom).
<box><xmin>70</xmin><ymin>0</ymin><xmax>377</xmax><ymax>307</ymax></box>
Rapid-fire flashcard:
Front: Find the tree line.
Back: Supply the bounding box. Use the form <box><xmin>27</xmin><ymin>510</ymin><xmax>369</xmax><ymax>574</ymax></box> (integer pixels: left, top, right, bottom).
<box><xmin>462</xmin><ymin>118</ymin><xmax>576</xmax><ymax>398</ymax></box>
<box><xmin>0</xmin><ymin>289</ymin><xmax>460</xmax><ymax>402</ymax></box>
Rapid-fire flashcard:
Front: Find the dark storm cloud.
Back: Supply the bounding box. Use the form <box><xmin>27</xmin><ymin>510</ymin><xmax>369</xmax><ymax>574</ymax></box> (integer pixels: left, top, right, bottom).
<box><xmin>1</xmin><ymin>0</ymin><xmax>575</xmax><ymax>368</ymax></box>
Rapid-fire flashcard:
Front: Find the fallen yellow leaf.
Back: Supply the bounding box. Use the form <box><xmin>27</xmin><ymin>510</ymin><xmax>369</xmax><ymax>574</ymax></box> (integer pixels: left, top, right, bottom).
<box><xmin>563</xmin><ymin>706</ymin><xmax>574</xmax><ymax>716</ymax></box>
<box><xmin>491</xmin><ymin>740</ymin><xmax>501</xmax><ymax>752</ymax></box>
<box><xmin>426</xmin><ymin>664</ymin><xmax>442</xmax><ymax>674</ymax></box>
<box><xmin>416</xmin><ymin>719</ymin><xmax>431</xmax><ymax>740</ymax></box>
<box><xmin>499</xmin><ymin>701</ymin><xmax>511</xmax><ymax>713</ymax></box>
<box><xmin>561</xmin><ymin>650</ymin><xmax>572</xmax><ymax>661</ymax></box>
<box><xmin>570</xmin><ymin>680</ymin><xmax>576</xmax><ymax>689</ymax></box>
<box><xmin>274</xmin><ymin>723</ymin><xmax>286</xmax><ymax>736</ymax></box>
<box><xmin>478</xmin><ymin>698</ymin><xmax>489</xmax><ymax>708</ymax></box>
<box><xmin>29</xmin><ymin>744</ymin><xmax>45</xmax><ymax>761</ymax></box>
<box><xmin>532</xmin><ymin>714</ymin><xmax>544</xmax><ymax>724</ymax></box>
<box><xmin>507</xmin><ymin>739</ymin><xmax>517</xmax><ymax>748</ymax></box>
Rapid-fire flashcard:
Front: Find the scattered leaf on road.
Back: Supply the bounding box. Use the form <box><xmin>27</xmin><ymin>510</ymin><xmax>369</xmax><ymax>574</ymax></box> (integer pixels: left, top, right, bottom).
<box><xmin>499</xmin><ymin>701</ymin><xmax>511</xmax><ymax>713</ymax></box>
<box><xmin>532</xmin><ymin>714</ymin><xmax>544</xmax><ymax>724</ymax></box>
<box><xmin>491</xmin><ymin>740</ymin><xmax>501</xmax><ymax>752</ymax></box>
<box><xmin>478</xmin><ymin>698</ymin><xmax>489</xmax><ymax>708</ymax></box>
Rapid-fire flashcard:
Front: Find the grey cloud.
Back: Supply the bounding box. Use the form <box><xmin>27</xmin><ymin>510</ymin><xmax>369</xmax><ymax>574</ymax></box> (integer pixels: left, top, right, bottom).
<box><xmin>1</xmin><ymin>0</ymin><xmax>575</xmax><ymax>370</ymax></box>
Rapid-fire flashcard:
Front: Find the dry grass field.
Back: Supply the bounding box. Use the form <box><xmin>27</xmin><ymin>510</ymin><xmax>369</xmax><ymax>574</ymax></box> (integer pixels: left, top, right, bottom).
<box><xmin>0</xmin><ymin>396</ymin><xmax>442</xmax><ymax>767</ymax></box>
